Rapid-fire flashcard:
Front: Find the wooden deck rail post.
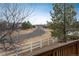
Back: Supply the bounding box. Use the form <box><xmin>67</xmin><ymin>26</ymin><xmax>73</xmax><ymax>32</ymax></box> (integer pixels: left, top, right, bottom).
<box><xmin>76</xmin><ymin>41</ymin><xmax>78</xmax><ymax>56</ymax></box>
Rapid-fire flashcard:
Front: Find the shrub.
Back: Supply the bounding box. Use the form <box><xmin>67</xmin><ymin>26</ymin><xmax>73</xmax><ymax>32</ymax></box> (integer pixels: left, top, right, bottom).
<box><xmin>21</xmin><ymin>21</ymin><xmax>32</xmax><ymax>30</ymax></box>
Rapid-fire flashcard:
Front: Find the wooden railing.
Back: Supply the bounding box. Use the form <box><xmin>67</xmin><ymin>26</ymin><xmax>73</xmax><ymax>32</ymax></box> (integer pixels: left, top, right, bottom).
<box><xmin>34</xmin><ymin>39</ymin><xmax>79</xmax><ymax>56</ymax></box>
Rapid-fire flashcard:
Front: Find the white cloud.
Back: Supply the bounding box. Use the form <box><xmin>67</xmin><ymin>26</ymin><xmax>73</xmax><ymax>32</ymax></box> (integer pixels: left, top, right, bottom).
<box><xmin>25</xmin><ymin>11</ymin><xmax>51</xmax><ymax>25</ymax></box>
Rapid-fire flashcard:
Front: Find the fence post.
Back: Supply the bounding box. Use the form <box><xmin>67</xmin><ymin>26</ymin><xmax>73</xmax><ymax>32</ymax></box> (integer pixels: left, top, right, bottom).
<box><xmin>15</xmin><ymin>47</ymin><xmax>19</xmax><ymax>56</ymax></box>
<box><xmin>52</xmin><ymin>37</ymin><xmax>54</xmax><ymax>43</ymax></box>
<box><xmin>30</xmin><ymin>42</ymin><xmax>32</xmax><ymax>52</ymax></box>
<box><xmin>16</xmin><ymin>30</ymin><xmax>19</xmax><ymax>42</ymax></box>
<box><xmin>40</xmin><ymin>40</ymin><xmax>42</xmax><ymax>48</ymax></box>
<box><xmin>48</xmin><ymin>38</ymin><xmax>50</xmax><ymax>45</ymax></box>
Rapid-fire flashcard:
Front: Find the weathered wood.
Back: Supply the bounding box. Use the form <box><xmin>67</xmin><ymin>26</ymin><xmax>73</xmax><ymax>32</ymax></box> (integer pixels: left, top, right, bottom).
<box><xmin>35</xmin><ymin>40</ymin><xmax>79</xmax><ymax>56</ymax></box>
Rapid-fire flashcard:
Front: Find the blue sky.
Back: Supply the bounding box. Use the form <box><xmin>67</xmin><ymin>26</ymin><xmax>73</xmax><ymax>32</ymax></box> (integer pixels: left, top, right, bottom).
<box><xmin>20</xmin><ymin>3</ymin><xmax>79</xmax><ymax>25</ymax></box>
<box><xmin>0</xmin><ymin>3</ymin><xmax>79</xmax><ymax>25</ymax></box>
<box><xmin>74</xmin><ymin>4</ymin><xmax>79</xmax><ymax>21</ymax></box>
<box><xmin>24</xmin><ymin>3</ymin><xmax>52</xmax><ymax>25</ymax></box>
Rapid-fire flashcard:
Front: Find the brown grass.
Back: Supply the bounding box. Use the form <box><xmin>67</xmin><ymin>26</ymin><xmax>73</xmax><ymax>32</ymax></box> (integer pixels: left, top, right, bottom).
<box><xmin>12</xmin><ymin>28</ymin><xmax>36</xmax><ymax>37</ymax></box>
<box><xmin>17</xmin><ymin>29</ymin><xmax>51</xmax><ymax>46</ymax></box>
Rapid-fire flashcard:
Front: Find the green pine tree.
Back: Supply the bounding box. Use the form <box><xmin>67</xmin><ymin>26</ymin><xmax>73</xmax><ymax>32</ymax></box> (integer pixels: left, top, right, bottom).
<box><xmin>50</xmin><ymin>3</ymin><xmax>77</xmax><ymax>42</ymax></box>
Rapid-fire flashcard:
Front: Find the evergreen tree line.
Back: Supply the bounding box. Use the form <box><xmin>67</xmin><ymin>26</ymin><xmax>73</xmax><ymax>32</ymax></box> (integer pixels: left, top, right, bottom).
<box><xmin>47</xmin><ymin>3</ymin><xmax>79</xmax><ymax>42</ymax></box>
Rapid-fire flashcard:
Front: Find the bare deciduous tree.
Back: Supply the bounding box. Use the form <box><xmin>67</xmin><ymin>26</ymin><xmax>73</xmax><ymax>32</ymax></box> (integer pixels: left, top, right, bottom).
<box><xmin>0</xmin><ymin>3</ymin><xmax>33</xmax><ymax>55</ymax></box>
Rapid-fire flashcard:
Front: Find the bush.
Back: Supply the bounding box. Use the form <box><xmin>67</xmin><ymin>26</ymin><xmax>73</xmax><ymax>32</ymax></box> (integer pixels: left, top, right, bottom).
<box><xmin>21</xmin><ymin>21</ymin><xmax>32</xmax><ymax>30</ymax></box>
<box><xmin>67</xmin><ymin>35</ymin><xmax>79</xmax><ymax>41</ymax></box>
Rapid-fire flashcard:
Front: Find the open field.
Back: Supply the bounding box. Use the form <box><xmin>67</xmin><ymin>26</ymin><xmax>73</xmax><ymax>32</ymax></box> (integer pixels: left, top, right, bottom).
<box><xmin>17</xmin><ymin>28</ymin><xmax>51</xmax><ymax>46</ymax></box>
<box><xmin>12</xmin><ymin>28</ymin><xmax>36</xmax><ymax>37</ymax></box>
<box><xmin>0</xmin><ymin>27</ymin><xmax>52</xmax><ymax>56</ymax></box>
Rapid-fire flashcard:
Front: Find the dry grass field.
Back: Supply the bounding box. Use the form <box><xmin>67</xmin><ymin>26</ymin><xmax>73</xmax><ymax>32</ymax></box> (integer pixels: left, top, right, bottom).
<box><xmin>17</xmin><ymin>28</ymin><xmax>52</xmax><ymax>46</ymax></box>
<box><xmin>0</xmin><ymin>28</ymin><xmax>52</xmax><ymax>56</ymax></box>
<box><xmin>12</xmin><ymin>28</ymin><xmax>36</xmax><ymax>37</ymax></box>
